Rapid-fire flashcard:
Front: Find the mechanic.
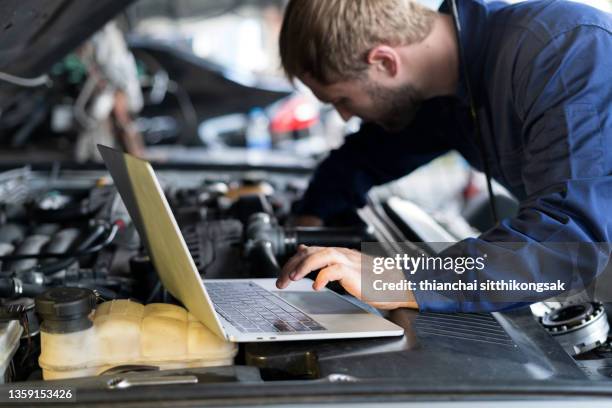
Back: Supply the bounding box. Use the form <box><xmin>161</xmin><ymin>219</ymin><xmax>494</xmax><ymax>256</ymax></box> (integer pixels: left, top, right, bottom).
<box><xmin>275</xmin><ymin>0</ymin><xmax>612</xmax><ymax>312</ymax></box>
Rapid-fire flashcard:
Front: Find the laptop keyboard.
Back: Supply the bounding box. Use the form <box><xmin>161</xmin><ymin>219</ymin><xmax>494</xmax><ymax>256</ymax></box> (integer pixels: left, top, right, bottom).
<box><xmin>206</xmin><ymin>282</ymin><xmax>326</xmax><ymax>333</ymax></box>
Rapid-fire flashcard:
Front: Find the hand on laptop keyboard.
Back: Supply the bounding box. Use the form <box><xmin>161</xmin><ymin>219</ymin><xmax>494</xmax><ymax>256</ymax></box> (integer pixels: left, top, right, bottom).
<box><xmin>276</xmin><ymin>245</ymin><xmax>418</xmax><ymax>311</ymax></box>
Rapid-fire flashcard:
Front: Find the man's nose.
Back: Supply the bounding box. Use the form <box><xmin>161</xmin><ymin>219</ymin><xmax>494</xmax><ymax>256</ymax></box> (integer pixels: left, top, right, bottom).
<box><xmin>334</xmin><ymin>106</ymin><xmax>353</xmax><ymax>122</ymax></box>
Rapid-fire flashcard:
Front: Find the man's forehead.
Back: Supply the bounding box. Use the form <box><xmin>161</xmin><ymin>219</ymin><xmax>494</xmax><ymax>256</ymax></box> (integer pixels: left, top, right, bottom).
<box><xmin>300</xmin><ymin>73</ymin><xmax>352</xmax><ymax>102</ymax></box>
<box><xmin>300</xmin><ymin>74</ymin><xmax>330</xmax><ymax>99</ymax></box>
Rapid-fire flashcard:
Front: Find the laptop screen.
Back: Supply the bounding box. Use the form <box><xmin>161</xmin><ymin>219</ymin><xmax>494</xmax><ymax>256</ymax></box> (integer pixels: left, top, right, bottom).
<box><xmin>98</xmin><ymin>145</ymin><xmax>227</xmax><ymax>339</ymax></box>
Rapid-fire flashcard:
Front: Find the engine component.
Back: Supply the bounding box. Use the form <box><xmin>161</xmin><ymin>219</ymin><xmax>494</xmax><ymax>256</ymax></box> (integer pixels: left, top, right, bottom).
<box><xmin>180</xmin><ymin>220</ymin><xmax>245</xmax><ymax>279</ymax></box>
<box><xmin>229</xmin><ymin>195</ymin><xmax>274</xmax><ymax>225</ymax></box>
<box><xmin>0</xmin><ymin>244</ymin><xmax>14</xmax><ymax>272</ymax></box>
<box><xmin>41</xmin><ymin>228</ymin><xmax>80</xmax><ymax>266</ymax></box>
<box><xmin>129</xmin><ymin>254</ymin><xmax>159</xmax><ymax>303</ymax></box>
<box><xmin>284</xmin><ymin>227</ymin><xmax>368</xmax><ymax>252</ymax></box>
<box><xmin>0</xmin><ymin>297</ymin><xmax>39</xmax><ymax>337</ymax></box>
<box><xmin>0</xmin><ymin>298</ymin><xmax>43</xmax><ymax>382</ymax></box>
<box><xmin>246</xmin><ymin>213</ymin><xmax>370</xmax><ymax>258</ymax></box>
<box><xmin>541</xmin><ymin>302</ymin><xmax>610</xmax><ymax>356</ymax></box>
<box><xmin>47</xmin><ymin>228</ymin><xmax>80</xmax><ymax>251</ymax></box>
<box><xmin>0</xmin><ymin>244</ymin><xmax>14</xmax><ymax>256</ymax></box>
<box><xmin>31</xmin><ymin>224</ymin><xmax>61</xmax><ymax>236</ymax></box>
<box><xmin>37</xmin><ymin>297</ymin><xmax>237</xmax><ymax>380</ymax></box>
<box><xmin>0</xmin><ymin>278</ymin><xmax>45</xmax><ymax>298</ymax></box>
<box><xmin>29</xmin><ymin>185</ymin><xmax>115</xmax><ymax>223</ymax></box>
<box><xmin>36</xmin><ymin>223</ymin><xmax>111</xmax><ymax>276</ymax></box>
<box><xmin>248</xmin><ymin>240</ymin><xmax>282</xmax><ymax>278</ymax></box>
<box><xmin>0</xmin><ymin>167</ymin><xmax>31</xmax><ymax>206</ymax></box>
<box><xmin>36</xmin><ymin>192</ymin><xmax>72</xmax><ymax>211</ymax></box>
<box><xmin>225</xmin><ymin>181</ymin><xmax>274</xmax><ymax>201</ymax></box>
<box><xmin>7</xmin><ymin>235</ymin><xmax>50</xmax><ymax>273</ymax></box>
<box><xmin>0</xmin><ymin>224</ymin><xmax>25</xmax><ymax>246</ymax></box>
<box><xmin>35</xmin><ymin>287</ymin><xmax>97</xmax><ymax>334</ymax></box>
<box><xmin>0</xmin><ymin>320</ymin><xmax>22</xmax><ymax>383</ymax></box>
<box><xmin>244</xmin><ymin>213</ymin><xmax>372</xmax><ymax>278</ymax></box>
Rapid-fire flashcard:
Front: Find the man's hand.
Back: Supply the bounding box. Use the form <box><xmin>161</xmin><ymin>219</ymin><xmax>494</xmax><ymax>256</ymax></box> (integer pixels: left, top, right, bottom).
<box><xmin>276</xmin><ymin>245</ymin><xmax>418</xmax><ymax>310</ymax></box>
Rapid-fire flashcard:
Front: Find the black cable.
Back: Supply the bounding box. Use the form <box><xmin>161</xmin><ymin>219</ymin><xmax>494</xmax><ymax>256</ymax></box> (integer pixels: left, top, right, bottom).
<box><xmin>37</xmin><ymin>257</ymin><xmax>76</xmax><ymax>276</ymax></box>
<box><xmin>81</xmin><ymin>224</ymin><xmax>119</xmax><ymax>253</ymax></box>
<box><xmin>71</xmin><ymin>284</ymin><xmax>119</xmax><ymax>300</ymax></box>
<box><xmin>449</xmin><ymin>0</ymin><xmax>499</xmax><ymax>223</ymax></box>
<box><xmin>248</xmin><ymin>240</ymin><xmax>281</xmax><ymax>278</ymax></box>
<box><xmin>37</xmin><ymin>224</ymin><xmax>106</xmax><ymax>275</ymax></box>
<box><xmin>0</xmin><ymin>222</ymin><xmax>119</xmax><ymax>262</ymax></box>
<box><xmin>0</xmin><ymin>278</ymin><xmax>45</xmax><ymax>297</ymax></box>
<box><xmin>146</xmin><ymin>280</ymin><xmax>162</xmax><ymax>304</ymax></box>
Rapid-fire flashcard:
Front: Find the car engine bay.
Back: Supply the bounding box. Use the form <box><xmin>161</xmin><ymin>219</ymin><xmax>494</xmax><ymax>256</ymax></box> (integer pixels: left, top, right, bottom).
<box><xmin>1</xmin><ymin>1</ymin><xmax>612</xmax><ymax>405</ymax></box>
<box><xmin>0</xmin><ymin>164</ymin><xmax>611</xmax><ymax>397</ymax></box>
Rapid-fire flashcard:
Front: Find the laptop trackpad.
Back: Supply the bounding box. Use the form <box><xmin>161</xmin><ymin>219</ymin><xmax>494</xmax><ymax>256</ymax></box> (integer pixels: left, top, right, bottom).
<box><xmin>274</xmin><ymin>291</ymin><xmax>368</xmax><ymax>315</ymax></box>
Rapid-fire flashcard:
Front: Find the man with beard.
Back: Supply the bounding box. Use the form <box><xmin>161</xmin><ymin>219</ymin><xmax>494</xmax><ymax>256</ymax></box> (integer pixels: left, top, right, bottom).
<box><xmin>275</xmin><ymin>0</ymin><xmax>612</xmax><ymax>312</ymax></box>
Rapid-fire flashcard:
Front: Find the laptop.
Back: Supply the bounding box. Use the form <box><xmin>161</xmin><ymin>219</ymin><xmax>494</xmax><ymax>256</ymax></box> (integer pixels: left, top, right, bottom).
<box><xmin>98</xmin><ymin>145</ymin><xmax>404</xmax><ymax>342</ymax></box>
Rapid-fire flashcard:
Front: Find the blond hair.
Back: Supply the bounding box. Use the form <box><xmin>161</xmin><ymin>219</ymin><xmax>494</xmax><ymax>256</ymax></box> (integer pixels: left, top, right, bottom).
<box><xmin>279</xmin><ymin>0</ymin><xmax>437</xmax><ymax>84</ymax></box>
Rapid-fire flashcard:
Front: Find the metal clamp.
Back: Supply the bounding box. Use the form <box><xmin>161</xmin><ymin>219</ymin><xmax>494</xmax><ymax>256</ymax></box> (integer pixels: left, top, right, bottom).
<box><xmin>107</xmin><ymin>375</ymin><xmax>198</xmax><ymax>389</ymax></box>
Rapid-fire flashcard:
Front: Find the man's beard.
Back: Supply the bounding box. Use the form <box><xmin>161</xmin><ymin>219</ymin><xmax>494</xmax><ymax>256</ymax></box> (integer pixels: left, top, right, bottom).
<box><xmin>363</xmin><ymin>81</ymin><xmax>423</xmax><ymax>132</ymax></box>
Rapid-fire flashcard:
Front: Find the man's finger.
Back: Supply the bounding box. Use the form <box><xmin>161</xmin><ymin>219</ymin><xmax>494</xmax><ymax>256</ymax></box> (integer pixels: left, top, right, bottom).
<box><xmin>291</xmin><ymin>248</ymin><xmax>343</xmax><ymax>282</ymax></box>
<box><xmin>313</xmin><ymin>265</ymin><xmax>345</xmax><ymax>291</ymax></box>
<box><xmin>282</xmin><ymin>245</ymin><xmax>327</xmax><ymax>277</ymax></box>
<box><xmin>277</xmin><ymin>245</ymin><xmax>321</xmax><ymax>289</ymax></box>
<box><xmin>281</xmin><ymin>246</ymin><xmax>307</xmax><ymax>275</ymax></box>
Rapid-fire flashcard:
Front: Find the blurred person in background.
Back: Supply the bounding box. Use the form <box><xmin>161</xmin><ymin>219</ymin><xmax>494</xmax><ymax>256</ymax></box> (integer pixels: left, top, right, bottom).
<box><xmin>75</xmin><ymin>22</ymin><xmax>145</xmax><ymax>162</ymax></box>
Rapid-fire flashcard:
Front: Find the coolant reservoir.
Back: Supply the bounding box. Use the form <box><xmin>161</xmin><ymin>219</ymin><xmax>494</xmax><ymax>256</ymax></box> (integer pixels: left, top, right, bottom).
<box><xmin>36</xmin><ymin>288</ymin><xmax>237</xmax><ymax>380</ymax></box>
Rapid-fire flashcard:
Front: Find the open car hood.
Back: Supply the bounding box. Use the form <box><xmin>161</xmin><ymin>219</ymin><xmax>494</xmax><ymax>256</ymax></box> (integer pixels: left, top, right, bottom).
<box><xmin>0</xmin><ymin>0</ymin><xmax>136</xmax><ymax>110</ymax></box>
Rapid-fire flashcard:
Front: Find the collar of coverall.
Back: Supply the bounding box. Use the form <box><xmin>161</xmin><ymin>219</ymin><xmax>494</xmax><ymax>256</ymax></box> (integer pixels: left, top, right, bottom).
<box><xmin>439</xmin><ymin>0</ymin><xmax>489</xmax><ymax>106</ymax></box>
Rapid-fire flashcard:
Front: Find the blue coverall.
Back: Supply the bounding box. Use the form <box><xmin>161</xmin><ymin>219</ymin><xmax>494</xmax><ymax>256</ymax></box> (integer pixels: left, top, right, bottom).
<box><xmin>294</xmin><ymin>0</ymin><xmax>612</xmax><ymax>312</ymax></box>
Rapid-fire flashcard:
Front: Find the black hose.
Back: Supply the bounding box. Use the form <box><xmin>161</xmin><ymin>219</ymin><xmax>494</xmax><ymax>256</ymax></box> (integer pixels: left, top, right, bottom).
<box><xmin>22</xmin><ymin>283</ymin><xmax>45</xmax><ymax>297</ymax></box>
<box><xmin>146</xmin><ymin>280</ymin><xmax>162</xmax><ymax>304</ymax></box>
<box><xmin>0</xmin><ymin>278</ymin><xmax>45</xmax><ymax>298</ymax></box>
<box><xmin>248</xmin><ymin>240</ymin><xmax>281</xmax><ymax>278</ymax></box>
<box><xmin>0</xmin><ymin>223</ymin><xmax>118</xmax><ymax>262</ymax></box>
<box><xmin>0</xmin><ymin>278</ymin><xmax>14</xmax><ymax>297</ymax></box>
<box><xmin>293</xmin><ymin>227</ymin><xmax>369</xmax><ymax>250</ymax></box>
<box><xmin>80</xmin><ymin>224</ymin><xmax>119</xmax><ymax>254</ymax></box>
<box><xmin>37</xmin><ymin>224</ymin><xmax>109</xmax><ymax>275</ymax></box>
<box><xmin>37</xmin><ymin>257</ymin><xmax>77</xmax><ymax>276</ymax></box>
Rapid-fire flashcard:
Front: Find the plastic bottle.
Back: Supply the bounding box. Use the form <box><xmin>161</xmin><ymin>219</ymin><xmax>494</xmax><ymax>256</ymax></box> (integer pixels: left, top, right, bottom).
<box><xmin>245</xmin><ymin>108</ymin><xmax>272</xmax><ymax>150</ymax></box>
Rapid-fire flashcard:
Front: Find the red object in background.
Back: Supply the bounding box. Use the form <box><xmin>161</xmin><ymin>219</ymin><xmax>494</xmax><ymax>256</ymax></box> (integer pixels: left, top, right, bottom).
<box><xmin>270</xmin><ymin>95</ymin><xmax>319</xmax><ymax>133</ymax></box>
<box><xmin>462</xmin><ymin>171</ymin><xmax>480</xmax><ymax>201</ymax></box>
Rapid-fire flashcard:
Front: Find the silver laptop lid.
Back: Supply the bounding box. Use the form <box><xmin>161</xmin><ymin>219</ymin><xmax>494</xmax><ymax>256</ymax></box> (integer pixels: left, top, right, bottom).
<box><xmin>98</xmin><ymin>145</ymin><xmax>227</xmax><ymax>340</ymax></box>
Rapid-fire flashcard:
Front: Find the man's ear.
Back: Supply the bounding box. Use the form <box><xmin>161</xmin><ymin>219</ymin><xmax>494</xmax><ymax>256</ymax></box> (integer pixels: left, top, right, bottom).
<box><xmin>366</xmin><ymin>45</ymin><xmax>400</xmax><ymax>78</ymax></box>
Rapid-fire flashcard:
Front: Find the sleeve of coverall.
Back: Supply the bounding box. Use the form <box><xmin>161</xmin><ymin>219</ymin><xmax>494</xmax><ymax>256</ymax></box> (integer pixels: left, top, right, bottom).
<box><xmin>413</xmin><ymin>26</ymin><xmax>612</xmax><ymax>312</ymax></box>
<box><xmin>294</xmin><ymin>112</ymin><xmax>453</xmax><ymax>222</ymax></box>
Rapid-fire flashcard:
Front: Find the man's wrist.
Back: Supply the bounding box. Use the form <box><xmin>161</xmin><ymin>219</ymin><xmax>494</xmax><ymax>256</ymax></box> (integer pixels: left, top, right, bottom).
<box><xmin>368</xmin><ymin>290</ymin><xmax>419</xmax><ymax>310</ymax></box>
<box><xmin>400</xmin><ymin>290</ymin><xmax>419</xmax><ymax>309</ymax></box>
